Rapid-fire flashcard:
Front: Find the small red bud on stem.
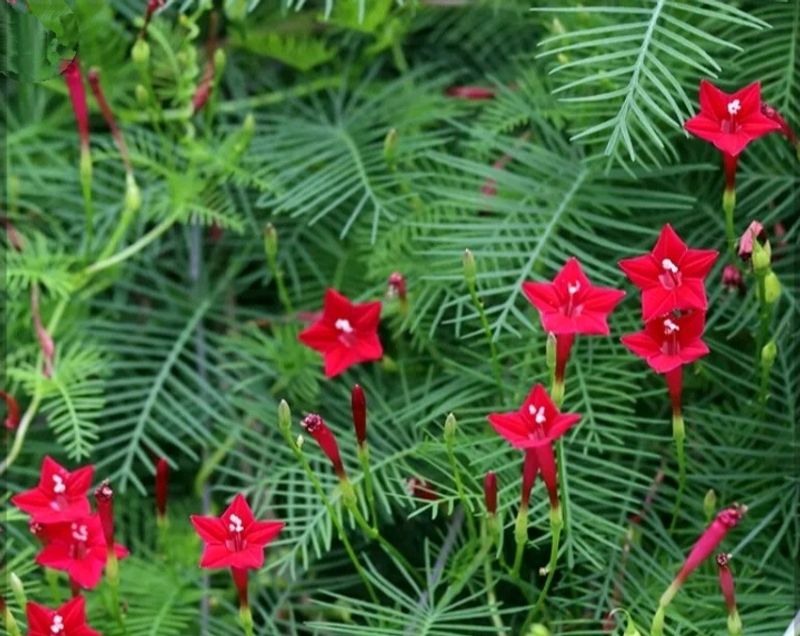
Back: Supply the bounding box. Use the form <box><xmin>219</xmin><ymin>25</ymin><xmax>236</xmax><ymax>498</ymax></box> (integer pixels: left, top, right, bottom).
<box><xmin>301</xmin><ymin>414</ymin><xmax>347</xmax><ymax>480</ymax></box>
<box><xmin>483</xmin><ymin>471</ymin><xmax>497</xmax><ymax>515</ymax></box>
<box><xmin>351</xmin><ymin>385</ymin><xmax>367</xmax><ymax>447</ymax></box>
<box><xmin>156</xmin><ymin>457</ymin><xmax>169</xmax><ymax>521</ymax></box>
<box><xmin>0</xmin><ymin>391</ymin><xmax>20</xmax><ymax>431</ymax></box>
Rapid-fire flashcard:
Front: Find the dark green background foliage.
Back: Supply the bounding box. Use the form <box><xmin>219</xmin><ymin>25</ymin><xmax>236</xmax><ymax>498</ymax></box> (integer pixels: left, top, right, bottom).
<box><xmin>2</xmin><ymin>0</ymin><xmax>798</xmax><ymax>634</ymax></box>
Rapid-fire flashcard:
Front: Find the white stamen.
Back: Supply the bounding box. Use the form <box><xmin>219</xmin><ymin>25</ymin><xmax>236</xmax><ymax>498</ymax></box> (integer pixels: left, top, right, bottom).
<box><xmin>51</xmin><ymin>615</ymin><xmax>64</xmax><ymax>634</ymax></box>
<box><xmin>335</xmin><ymin>318</ymin><xmax>354</xmax><ymax>334</ymax></box>
<box><xmin>661</xmin><ymin>258</ymin><xmax>679</xmax><ymax>274</ymax></box>
<box><xmin>567</xmin><ymin>281</ymin><xmax>581</xmax><ymax>295</ymax></box>
<box><xmin>228</xmin><ymin>513</ymin><xmax>244</xmax><ymax>533</ymax></box>
<box><xmin>70</xmin><ymin>523</ymin><xmax>88</xmax><ymax>542</ymax></box>
<box><xmin>664</xmin><ymin>318</ymin><xmax>680</xmax><ymax>334</ymax></box>
<box><xmin>727</xmin><ymin>99</ymin><xmax>741</xmax><ymax>116</ymax></box>
<box><xmin>528</xmin><ymin>405</ymin><xmax>547</xmax><ymax>425</ymax></box>
<box><xmin>52</xmin><ymin>474</ymin><xmax>66</xmax><ymax>494</ymax></box>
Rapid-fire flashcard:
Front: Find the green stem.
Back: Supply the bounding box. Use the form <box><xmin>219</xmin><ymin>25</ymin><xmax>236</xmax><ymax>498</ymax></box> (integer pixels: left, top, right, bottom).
<box><xmin>529</xmin><ymin>507</ymin><xmax>563</xmax><ymax>620</ymax></box>
<box><xmin>85</xmin><ymin>213</ymin><xmax>180</xmax><ymax>275</ymax></box>
<box><xmin>483</xmin><ymin>544</ymin><xmax>506</xmax><ymax>636</ymax></box>
<box><xmin>467</xmin><ymin>282</ymin><xmax>504</xmax><ymax>401</ymax></box>
<box><xmin>358</xmin><ymin>445</ymin><xmax>379</xmax><ymax>529</ymax></box>
<box><xmin>510</xmin><ymin>505</ymin><xmax>528</xmax><ymax>580</ymax></box>
<box><xmin>446</xmin><ymin>441</ymin><xmax>477</xmax><ymax>541</ymax></box>
<box><xmin>46</xmin><ymin>568</ymin><xmax>62</xmax><ymax>605</ymax></box>
<box><xmin>670</xmin><ymin>412</ymin><xmax>686</xmax><ymax>532</ymax></box>
<box><xmin>240</xmin><ymin>606</ymin><xmax>254</xmax><ymax>636</ymax></box>
<box><xmin>723</xmin><ymin>188</ymin><xmax>736</xmax><ymax>262</ymax></box>
<box><xmin>283</xmin><ymin>433</ymin><xmax>378</xmax><ymax>603</ymax></box>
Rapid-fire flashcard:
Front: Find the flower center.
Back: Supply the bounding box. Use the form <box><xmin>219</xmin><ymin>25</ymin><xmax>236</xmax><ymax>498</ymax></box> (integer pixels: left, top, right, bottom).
<box><xmin>69</xmin><ymin>523</ymin><xmax>89</xmax><ymax>560</ymax></box>
<box><xmin>562</xmin><ymin>281</ymin><xmax>583</xmax><ymax>317</ymax></box>
<box><xmin>658</xmin><ymin>258</ymin><xmax>682</xmax><ymax>290</ymax></box>
<box><xmin>225</xmin><ymin>513</ymin><xmax>246</xmax><ymax>551</ymax></box>
<box><xmin>727</xmin><ymin>99</ymin><xmax>741</xmax><ymax>116</ymax></box>
<box><xmin>52</xmin><ymin>474</ymin><xmax>66</xmax><ymax>494</ymax></box>
<box><xmin>335</xmin><ymin>318</ymin><xmax>354</xmax><ymax>334</ymax></box>
<box><xmin>50</xmin><ymin>614</ymin><xmax>64</xmax><ymax>634</ymax></box>
<box><xmin>661</xmin><ymin>318</ymin><xmax>681</xmax><ymax>355</ymax></box>
<box><xmin>71</xmin><ymin>522</ymin><xmax>88</xmax><ymax>542</ymax></box>
<box><xmin>528</xmin><ymin>404</ymin><xmax>547</xmax><ymax>427</ymax></box>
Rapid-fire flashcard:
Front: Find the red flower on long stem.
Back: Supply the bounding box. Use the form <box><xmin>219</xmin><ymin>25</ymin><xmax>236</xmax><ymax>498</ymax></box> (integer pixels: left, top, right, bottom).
<box><xmin>190</xmin><ymin>494</ymin><xmax>284</xmax><ymax>615</ymax></box>
<box><xmin>94</xmin><ymin>481</ymin><xmax>115</xmax><ymax>547</ymax></box>
<box><xmin>619</xmin><ymin>224</ymin><xmax>718</xmax><ymax>322</ymax></box>
<box><xmin>301</xmin><ymin>413</ymin><xmax>347</xmax><ymax>479</ymax></box>
<box><xmin>621</xmin><ymin>311</ymin><xmax>710</xmax><ymax>376</ymax></box>
<box><xmin>36</xmin><ymin>514</ymin><xmax>129</xmax><ymax>589</ymax></box>
<box><xmin>26</xmin><ymin>596</ymin><xmax>100</xmax><ymax>636</ymax></box>
<box><xmin>523</xmin><ymin>258</ymin><xmax>625</xmax><ymax>394</ymax></box>
<box><xmin>1</xmin><ymin>390</ymin><xmax>20</xmax><ymax>430</ymax></box>
<box><xmin>488</xmin><ymin>384</ymin><xmax>580</xmax><ymax>509</ymax></box>
<box><xmin>11</xmin><ymin>456</ymin><xmax>93</xmax><ymax>523</ymax></box>
<box><xmin>190</xmin><ymin>494</ymin><xmax>284</xmax><ymax>571</ymax></box>
<box><xmin>298</xmin><ymin>289</ymin><xmax>383</xmax><ymax>378</ymax></box>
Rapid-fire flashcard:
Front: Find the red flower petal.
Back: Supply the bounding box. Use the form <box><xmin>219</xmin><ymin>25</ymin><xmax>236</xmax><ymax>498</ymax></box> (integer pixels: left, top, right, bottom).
<box><xmin>680</xmin><ymin>248</ymin><xmax>719</xmax><ymax>278</ymax></box>
<box><xmin>190</xmin><ymin>515</ymin><xmax>228</xmax><ymax>543</ymax></box>
<box><xmin>247</xmin><ymin>520</ymin><xmax>285</xmax><ymax>546</ymax></box>
<box><xmin>618</xmin><ymin>254</ymin><xmax>660</xmax><ymax>289</ymax></box>
<box><xmin>521</xmin><ymin>281</ymin><xmax>560</xmax><ymax>313</ymax></box>
<box><xmin>620</xmin><ymin>332</ymin><xmax>660</xmax><ymax>360</ymax></box>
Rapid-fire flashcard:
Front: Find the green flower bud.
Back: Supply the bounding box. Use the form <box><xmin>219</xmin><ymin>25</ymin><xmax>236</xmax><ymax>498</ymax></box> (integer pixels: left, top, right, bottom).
<box><xmin>444</xmin><ymin>412</ymin><xmax>457</xmax><ymax>443</ymax></box>
<box><xmin>624</xmin><ymin>620</ymin><xmax>642</xmax><ymax>636</ymax></box>
<box><xmin>703</xmin><ymin>488</ymin><xmax>717</xmax><ymax>521</ymax></box>
<box><xmin>546</xmin><ymin>332</ymin><xmax>557</xmax><ymax>373</ymax></box>
<box><xmin>764</xmin><ymin>271</ymin><xmax>781</xmax><ymax>304</ymax></box>
<box><xmin>132</xmin><ymin>38</ymin><xmax>150</xmax><ymax>66</ymax></box>
<box><xmin>9</xmin><ymin>572</ymin><xmax>26</xmax><ymax>609</ymax></box>
<box><xmin>761</xmin><ymin>340</ymin><xmax>777</xmax><ymax>368</ymax></box>
<box><xmin>296</xmin><ymin>434</ymin><xmax>304</xmax><ymax>449</ymax></box>
<box><xmin>125</xmin><ymin>173</ymin><xmax>142</xmax><ymax>213</ymax></box>
<box><xmin>278</xmin><ymin>399</ymin><xmax>291</xmax><ymax>434</ymax></box>
<box><xmin>463</xmin><ymin>249</ymin><xmax>476</xmax><ymax>288</ymax></box>
<box><xmin>383</xmin><ymin>127</ymin><xmax>397</xmax><ymax>168</ymax></box>
<box><xmin>527</xmin><ymin>625</ymin><xmax>551</xmax><ymax>636</ymax></box>
<box><xmin>751</xmin><ymin>237</ymin><xmax>771</xmax><ymax>273</ymax></box>
<box><xmin>214</xmin><ymin>48</ymin><xmax>226</xmax><ymax>75</ymax></box>
<box><xmin>264</xmin><ymin>223</ymin><xmax>278</xmax><ymax>263</ymax></box>
<box><xmin>135</xmin><ymin>84</ymin><xmax>149</xmax><ymax>107</ymax></box>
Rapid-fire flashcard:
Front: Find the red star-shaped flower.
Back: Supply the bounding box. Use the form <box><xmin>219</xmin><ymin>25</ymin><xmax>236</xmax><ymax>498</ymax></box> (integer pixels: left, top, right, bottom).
<box><xmin>621</xmin><ymin>311</ymin><xmax>709</xmax><ymax>374</ymax></box>
<box><xmin>190</xmin><ymin>494</ymin><xmax>284</xmax><ymax>570</ymax></box>
<box><xmin>618</xmin><ymin>224</ymin><xmax>718</xmax><ymax>322</ymax></box>
<box><xmin>487</xmin><ymin>384</ymin><xmax>581</xmax><ymax>450</ymax></box>
<box><xmin>684</xmin><ymin>81</ymin><xmax>781</xmax><ymax>157</ymax></box>
<box><xmin>298</xmin><ymin>289</ymin><xmax>383</xmax><ymax>378</ymax></box>
<box><xmin>26</xmin><ymin>596</ymin><xmax>100</xmax><ymax>636</ymax></box>
<box><xmin>522</xmin><ymin>257</ymin><xmax>625</xmax><ymax>336</ymax></box>
<box><xmin>11</xmin><ymin>456</ymin><xmax>93</xmax><ymax>524</ymax></box>
<box><xmin>36</xmin><ymin>514</ymin><xmax>129</xmax><ymax>589</ymax></box>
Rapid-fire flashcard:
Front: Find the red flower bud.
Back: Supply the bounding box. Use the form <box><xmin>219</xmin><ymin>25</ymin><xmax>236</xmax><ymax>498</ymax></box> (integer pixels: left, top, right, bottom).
<box><xmin>60</xmin><ymin>58</ymin><xmax>90</xmax><ymax>151</ymax></box>
<box><xmin>351</xmin><ymin>384</ymin><xmax>367</xmax><ymax>447</ymax></box>
<box><xmin>483</xmin><ymin>471</ymin><xmax>497</xmax><ymax>515</ymax></box>
<box><xmin>406</xmin><ymin>477</ymin><xmax>438</xmax><ymax>501</ymax></box>
<box><xmin>761</xmin><ymin>104</ymin><xmax>798</xmax><ymax>145</ymax></box>
<box><xmin>722</xmin><ymin>264</ymin><xmax>744</xmax><ymax>293</ymax></box>
<box><xmin>676</xmin><ymin>505</ymin><xmax>747</xmax><ymax>585</ymax></box>
<box><xmin>87</xmin><ymin>68</ymin><xmax>132</xmax><ymax>173</ymax></box>
<box><xmin>301</xmin><ymin>414</ymin><xmax>347</xmax><ymax>479</ymax></box>
<box><xmin>716</xmin><ymin>553</ymin><xmax>737</xmax><ymax>614</ymax></box>
<box><xmin>387</xmin><ymin>272</ymin><xmax>407</xmax><ymax>301</ymax></box>
<box><xmin>94</xmin><ymin>480</ymin><xmax>115</xmax><ymax>547</ymax></box>
<box><xmin>1</xmin><ymin>390</ymin><xmax>20</xmax><ymax>430</ymax></box>
<box><xmin>155</xmin><ymin>457</ymin><xmax>169</xmax><ymax>520</ymax></box>
<box><xmin>738</xmin><ymin>221</ymin><xmax>765</xmax><ymax>260</ymax></box>
<box><xmin>445</xmin><ymin>85</ymin><xmax>496</xmax><ymax>100</ymax></box>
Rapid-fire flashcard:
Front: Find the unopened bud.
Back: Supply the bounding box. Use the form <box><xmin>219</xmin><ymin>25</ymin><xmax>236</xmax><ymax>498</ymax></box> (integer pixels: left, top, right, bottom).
<box><xmin>623</xmin><ymin>619</ymin><xmax>642</xmax><ymax>636</ymax></box>
<box><xmin>9</xmin><ymin>573</ymin><xmax>26</xmax><ymax>609</ymax></box>
<box><xmin>444</xmin><ymin>412</ymin><xmax>457</xmax><ymax>443</ymax></box>
<box><xmin>703</xmin><ymin>488</ymin><xmax>717</xmax><ymax>521</ymax></box>
<box><xmin>463</xmin><ymin>249</ymin><xmax>476</xmax><ymax>288</ymax></box>
<box><xmin>278</xmin><ymin>399</ymin><xmax>291</xmax><ymax>434</ymax></box>
<box><xmin>94</xmin><ymin>480</ymin><xmax>115</xmax><ymax>547</ymax></box>
<box><xmin>0</xmin><ymin>391</ymin><xmax>20</xmax><ymax>430</ymax></box>
<box><xmin>351</xmin><ymin>384</ymin><xmax>367</xmax><ymax>447</ymax></box>
<box><xmin>264</xmin><ymin>224</ymin><xmax>278</xmax><ymax>263</ymax></box>
<box><xmin>761</xmin><ymin>340</ymin><xmax>777</xmax><ymax>368</ymax></box>
<box><xmin>214</xmin><ymin>48</ymin><xmax>226</xmax><ymax>75</ymax></box>
<box><xmin>383</xmin><ymin>128</ymin><xmax>397</xmax><ymax>168</ymax></box>
<box><xmin>764</xmin><ymin>271</ymin><xmax>781</xmax><ymax>304</ymax></box>
<box><xmin>125</xmin><ymin>173</ymin><xmax>142</xmax><ymax>212</ymax></box>
<box><xmin>751</xmin><ymin>237</ymin><xmax>771</xmax><ymax>273</ymax></box>
<box><xmin>527</xmin><ymin>625</ymin><xmax>551</xmax><ymax>636</ymax></box>
<box><xmin>135</xmin><ymin>84</ymin><xmax>149</xmax><ymax>107</ymax></box>
<box><xmin>296</xmin><ymin>434</ymin><xmax>304</xmax><ymax>449</ymax></box>
<box><xmin>155</xmin><ymin>457</ymin><xmax>169</xmax><ymax>520</ymax></box>
<box><xmin>483</xmin><ymin>471</ymin><xmax>497</xmax><ymax>515</ymax></box>
<box><xmin>132</xmin><ymin>38</ymin><xmax>150</xmax><ymax>66</ymax></box>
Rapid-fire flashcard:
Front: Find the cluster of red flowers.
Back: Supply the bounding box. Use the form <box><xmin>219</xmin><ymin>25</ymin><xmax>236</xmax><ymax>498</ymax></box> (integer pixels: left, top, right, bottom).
<box><xmin>619</xmin><ymin>224</ymin><xmax>718</xmax><ymax>417</ymax></box>
<box><xmin>10</xmin><ymin>457</ymin><xmax>129</xmax><ymax>634</ymax></box>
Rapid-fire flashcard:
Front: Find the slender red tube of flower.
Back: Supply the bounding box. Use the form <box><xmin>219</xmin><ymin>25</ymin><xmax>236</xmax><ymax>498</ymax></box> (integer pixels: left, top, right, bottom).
<box><xmin>155</xmin><ymin>457</ymin><xmax>169</xmax><ymax>524</ymax></box>
<box><xmin>61</xmin><ymin>57</ymin><xmax>94</xmax><ymax>250</ymax></box>
<box><xmin>717</xmin><ymin>553</ymin><xmax>743</xmax><ymax>635</ymax></box>
<box><xmin>1</xmin><ymin>391</ymin><xmax>20</xmax><ymax>431</ymax></box>
<box><xmin>94</xmin><ymin>481</ymin><xmax>124</xmax><ymax>627</ymax></box>
<box><xmin>652</xmin><ymin>505</ymin><xmax>747</xmax><ymax>635</ymax></box>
